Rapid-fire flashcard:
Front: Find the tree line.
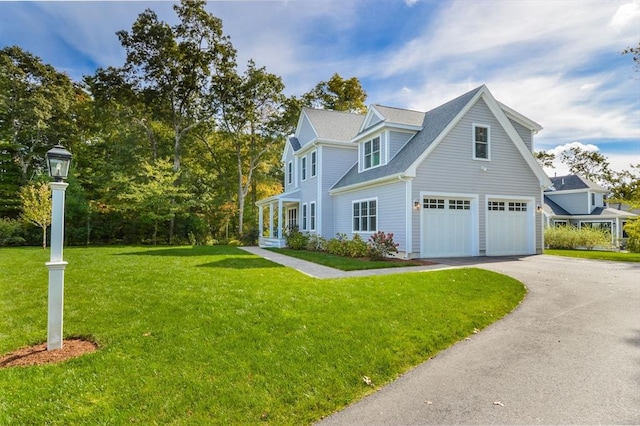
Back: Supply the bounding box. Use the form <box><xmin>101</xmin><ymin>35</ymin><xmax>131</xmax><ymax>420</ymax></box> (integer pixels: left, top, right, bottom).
<box><xmin>0</xmin><ymin>0</ymin><xmax>367</xmax><ymax>246</ymax></box>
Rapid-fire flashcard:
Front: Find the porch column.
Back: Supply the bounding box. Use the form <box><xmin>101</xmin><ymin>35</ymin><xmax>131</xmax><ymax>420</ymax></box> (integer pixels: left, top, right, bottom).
<box><xmin>278</xmin><ymin>198</ymin><xmax>283</xmax><ymax>239</ymax></box>
<box><xmin>269</xmin><ymin>202</ymin><xmax>274</xmax><ymax>239</ymax></box>
<box><xmin>258</xmin><ymin>205</ymin><xmax>264</xmax><ymax>239</ymax></box>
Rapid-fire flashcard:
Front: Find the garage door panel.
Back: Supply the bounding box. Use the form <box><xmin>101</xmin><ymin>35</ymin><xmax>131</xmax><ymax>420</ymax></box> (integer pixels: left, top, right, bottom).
<box><xmin>487</xmin><ymin>200</ymin><xmax>531</xmax><ymax>256</ymax></box>
<box><xmin>422</xmin><ymin>198</ymin><xmax>474</xmax><ymax>258</ymax></box>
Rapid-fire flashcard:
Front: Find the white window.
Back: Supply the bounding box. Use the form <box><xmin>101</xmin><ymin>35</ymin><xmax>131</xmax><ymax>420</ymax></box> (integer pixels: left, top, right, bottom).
<box><xmin>591</xmin><ymin>193</ymin><xmax>595</xmax><ymax>206</ymax></box>
<box><xmin>302</xmin><ymin>204</ymin><xmax>308</xmax><ymax>230</ymax></box>
<box><xmin>301</xmin><ymin>156</ymin><xmax>307</xmax><ymax>181</ymax></box>
<box><xmin>473</xmin><ymin>124</ymin><xmax>490</xmax><ymax>160</ymax></box>
<box><xmin>353</xmin><ymin>199</ymin><xmax>377</xmax><ymax>232</ymax></box>
<box><xmin>488</xmin><ymin>201</ymin><xmax>505</xmax><ymax>211</ymax></box>
<box><xmin>287</xmin><ymin>161</ymin><xmax>292</xmax><ymax>185</ymax></box>
<box><xmin>288</xmin><ymin>208</ymin><xmax>298</xmax><ymax>230</ymax></box>
<box><xmin>449</xmin><ymin>199</ymin><xmax>471</xmax><ymax>210</ymax></box>
<box><xmin>311</xmin><ymin>150</ymin><xmax>317</xmax><ymax>178</ymax></box>
<box><xmin>508</xmin><ymin>202</ymin><xmax>527</xmax><ymax>212</ymax></box>
<box><xmin>310</xmin><ymin>202</ymin><xmax>316</xmax><ymax>231</ymax></box>
<box><xmin>424</xmin><ymin>198</ymin><xmax>445</xmax><ymax>209</ymax></box>
<box><xmin>364</xmin><ymin>137</ymin><xmax>381</xmax><ymax>169</ymax></box>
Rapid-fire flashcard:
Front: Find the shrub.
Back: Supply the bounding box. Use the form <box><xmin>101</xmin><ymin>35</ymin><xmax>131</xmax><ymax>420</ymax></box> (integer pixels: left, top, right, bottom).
<box><xmin>285</xmin><ymin>226</ymin><xmax>309</xmax><ymax>250</ymax></box>
<box><xmin>241</xmin><ymin>229</ymin><xmax>259</xmax><ymax>246</ymax></box>
<box><xmin>327</xmin><ymin>233</ymin><xmax>349</xmax><ymax>256</ymax></box>
<box><xmin>0</xmin><ymin>218</ymin><xmax>26</xmax><ymax>246</ymax></box>
<box><xmin>347</xmin><ymin>234</ymin><xmax>368</xmax><ymax>258</ymax></box>
<box><xmin>306</xmin><ymin>234</ymin><xmax>327</xmax><ymax>252</ymax></box>
<box><xmin>624</xmin><ymin>219</ymin><xmax>640</xmax><ymax>253</ymax></box>
<box><xmin>368</xmin><ymin>231</ymin><xmax>399</xmax><ymax>260</ymax></box>
<box><xmin>227</xmin><ymin>239</ymin><xmax>242</xmax><ymax>246</ymax></box>
<box><xmin>545</xmin><ymin>225</ymin><xmax>611</xmax><ymax>250</ymax></box>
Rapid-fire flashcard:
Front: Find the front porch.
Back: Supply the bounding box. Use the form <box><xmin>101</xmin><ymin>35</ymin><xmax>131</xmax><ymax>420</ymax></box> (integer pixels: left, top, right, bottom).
<box><xmin>256</xmin><ymin>191</ymin><xmax>300</xmax><ymax>248</ymax></box>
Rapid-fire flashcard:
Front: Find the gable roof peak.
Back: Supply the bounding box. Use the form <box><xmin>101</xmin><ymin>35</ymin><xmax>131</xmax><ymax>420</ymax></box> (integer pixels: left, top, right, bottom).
<box><xmin>549</xmin><ymin>174</ymin><xmax>608</xmax><ymax>192</ymax></box>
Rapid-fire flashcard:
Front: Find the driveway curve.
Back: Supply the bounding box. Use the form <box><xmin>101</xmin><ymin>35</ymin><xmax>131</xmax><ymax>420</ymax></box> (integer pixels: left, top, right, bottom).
<box><xmin>320</xmin><ymin>255</ymin><xmax>640</xmax><ymax>425</ymax></box>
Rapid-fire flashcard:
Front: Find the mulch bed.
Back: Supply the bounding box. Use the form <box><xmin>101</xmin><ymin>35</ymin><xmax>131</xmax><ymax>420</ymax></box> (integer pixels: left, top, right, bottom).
<box><xmin>0</xmin><ymin>339</ymin><xmax>98</xmax><ymax>368</ymax></box>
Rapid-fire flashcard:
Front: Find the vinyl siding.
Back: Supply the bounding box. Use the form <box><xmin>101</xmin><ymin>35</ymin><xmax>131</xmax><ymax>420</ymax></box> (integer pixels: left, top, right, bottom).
<box><xmin>509</xmin><ymin>118</ymin><xmax>533</xmax><ymax>151</ymax></box>
<box><xmin>411</xmin><ymin>98</ymin><xmax>542</xmax><ymax>254</ymax></box>
<box><xmin>298</xmin><ymin>114</ymin><xmax>317</xmax><ymax>146</ymax></box>
<box><xmin>546</xmin><ymin>192</ymin><xmax>588</xmax><ymax>215</ymax></box>
<box><xmin>333</xmin><ymin>180</ymin><xmax>407</xmax><ymax>251</ymax></box>
<box><xmin>388</xmin><ymin>130</ymin><xmax>415</xmax><ymax>161</ymax></box>
<box><xmin>320</xmin><ymin>145</ymin><xmax>358</xmax><ymax>238</ymax></box>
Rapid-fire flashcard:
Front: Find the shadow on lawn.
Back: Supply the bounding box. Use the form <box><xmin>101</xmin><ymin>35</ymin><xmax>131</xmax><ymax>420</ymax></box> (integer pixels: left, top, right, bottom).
<box><xmin>197</xmin><ymin>257</ymin><xmax>284</xmax><ymax>269</ymax></box>
<box><xmin>116</xmin><ymin>246</ymin><xmax>254</xmax><ymax>257</ymax></box>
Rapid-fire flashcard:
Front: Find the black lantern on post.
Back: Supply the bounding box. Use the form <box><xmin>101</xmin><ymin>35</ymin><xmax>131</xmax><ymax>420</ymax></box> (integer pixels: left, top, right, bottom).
<box><xmin>46</xmin><ymin>144</ymin><xmax>73</xmax><ymax>181</ymax></box>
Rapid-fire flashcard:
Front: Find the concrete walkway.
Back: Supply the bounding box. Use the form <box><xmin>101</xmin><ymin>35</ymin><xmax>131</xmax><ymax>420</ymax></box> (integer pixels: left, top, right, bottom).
<box><xmin>240</xmin><ymin>246</ymin><xmax>450</xmax><ymax>278</ymax></box>
<box><xmin>241</xmin><ymin>247</ymin><xmax>640</xmax><ymax>424</ymax></box>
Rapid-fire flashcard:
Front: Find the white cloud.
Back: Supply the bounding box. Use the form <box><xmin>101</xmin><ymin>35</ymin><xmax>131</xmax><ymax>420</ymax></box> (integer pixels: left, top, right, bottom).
<box><xmin>611</xmin><ymin>1</ymin><xmax>640</xmax><ymax>30</ymax></box>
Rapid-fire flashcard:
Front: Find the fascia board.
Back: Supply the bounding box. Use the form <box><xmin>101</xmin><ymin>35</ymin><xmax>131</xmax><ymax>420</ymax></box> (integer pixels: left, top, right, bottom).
<box><xmin>498</xmin><ymin>101</ymin><xmax>543</xmax><ymax>132</ymax></box>
<box><xmin>329</xmin><ymin>173</ymin><xmax>404</xmax><ymax>195</ymax></box>
<box><xmin>358</xmin><ymin>105</ymin><xmax>385</xmax><ymax>133</ymax></box>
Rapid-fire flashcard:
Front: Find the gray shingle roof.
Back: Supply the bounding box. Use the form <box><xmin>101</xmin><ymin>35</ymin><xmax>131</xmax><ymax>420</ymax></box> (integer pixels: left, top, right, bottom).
<box><xmin>543</xmin><ymin>195</ymin><xmax>570</xmax><ymax>215</ymax></box>
<box><xmin>289</xmin><ymin>137</ymin><xmax>301</xmax><ymax>152</ymax></box>
<box><xmin>371</xmin><ymin>105</ymin><xmax>425</xmax><ymax>127</ymax></box>
<box><xmin>303</xmin><ymin>107</ymin><xmax>365</xmax><ymax>142</ymax></box>
<box><xmin>332</xmin><ymin>86</ymin><xmax>483</xmax><ymax>190</ymax></box>
<box><xmin>548</xmin><ymin>175</ymin><xmax>608</xmax><ymax>192</ymax></box>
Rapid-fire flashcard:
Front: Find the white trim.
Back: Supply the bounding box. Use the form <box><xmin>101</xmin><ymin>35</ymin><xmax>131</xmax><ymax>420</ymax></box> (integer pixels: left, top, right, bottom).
<box><xmin>419</xmin><ymin>191</ymin><xmax>480</xmax><ymax>258</ymax></box>
<box><xmin>359</xmin><ymin>106</ymin><xmax>385</xmax><ymax>133</ymax></box>
<box><xmin>309</xmin><ymin>201</ymin><xmax>317</xmax><ymax>232</ymax></box>
<box><xmin>498</xmin><ymin>101</ymin><xmax>543</xmax><ymax>132</ymax></box>
<box><xmin>354</xmin><ymin>121</ymin><xmax>422</xmax><ymax>143</ymax></box>
<box><xmin>472</xmin><ymin>123</ymin><xmax>491</xmax><ymax>161</ymax></box>
<box><xmin>360</xmin><ymin>135</ymin><xmax>383</xmax><ymax>172</ymax></box>
<box><xmin>287</xmin><ymin>161</ymin><xmax>293</xmax><ymax>186</ymax></box>
<box><xmin>301</xmin><ymin>156</ymin><xmax>307</xmax><ymax>181</ymax></box>
<box><xmin>317</xmin><ymin>147</ymin><xmax>323</xmax><ymax>235</ymax></box>
<box><xmin>404</xmin><ymin>177</ymin><xmax>413</xmax><ymax>258</ymax></box>
<box><xmin>351</xmin><ymin>197</ymin><xmax>378</xmax><ymax>234</ymax></box>
<box><xmin>329</xmin><ymin>173</ymin><xmax>404</xmax><ymax>195</ymax></box>
<box><xmin>302</xmin><ymin>203</ymin><xmax>308</xmax><ymax>231</ymax></box>
<box><xmin>310</xmin><ymin>150</ymin><xmax>317</xmax><ymax>178</ymax></box>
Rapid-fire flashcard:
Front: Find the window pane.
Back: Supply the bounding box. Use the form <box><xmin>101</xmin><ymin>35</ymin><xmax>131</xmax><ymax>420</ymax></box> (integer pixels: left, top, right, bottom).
<box><xmin>369</xmin><ymin>216</ymin><xmax>376</xmax><ymax>231</ymax></box>
<box><xmin>369</xmin><ymin>200</ymin><xmax>376</xmax><ymax>215</ymax></box>
<box><xmin>362</xmin><ymin>217</ymin><xmax>368</xmax><ymax>231</ymax></box>
<box><xmin>475</xmin><ymin>142</ymin><xmax>487</xmax><ymax>159</ymax></box>
<box><xmin>475</xmin><ymin>126</ymin><xmax>487</xmax><ymax>142</ymax></box>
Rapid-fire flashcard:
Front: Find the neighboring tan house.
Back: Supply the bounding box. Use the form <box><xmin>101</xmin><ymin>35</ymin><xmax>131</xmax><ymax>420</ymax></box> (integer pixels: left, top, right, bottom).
<box><xmin>543</xmin><ymin>174</ymin><xmax>637</xmax><ymax>246</ymax></box>
<box><xmin>257</xmin><ymin>85</ymin><xmax>552</xmax><ymax>258</ymax></box>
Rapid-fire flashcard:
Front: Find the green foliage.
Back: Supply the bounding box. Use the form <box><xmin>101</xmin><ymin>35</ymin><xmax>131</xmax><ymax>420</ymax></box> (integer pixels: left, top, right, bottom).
<box><xmin>347</xmin><ymin>233</ymin><xmax>368</xmax><ymax>258</ymax></box>
<box><xmin>0</xmin><ymin>218</ymin><xmax>26</xmax><ymax>246</ymax></box>
<box><xmin>544</xmin><ymin>225</ymin><xmax>612</xmax><ymax>250</ymax></box>
<box><xmin>0</xmin><ymin>246</ymin><xmax>524</xmax><ymax>424</ymax></box>
<box><xmin>368</xmin><ymin>231</ymin><xmax>400</xmax><ymax>260</ymax></box>
<box><xmin>284</xmin><ymin>226</ymin><xmax>309</xmax><ymax>250</ymax></box>
<box><xmin>304</xmin><ymin>73</ymin><xmax>368</xmax><ymax>113</ymax></box>
<box><xmin>546</xmin><ymin>249</ymin><xmax>640</xmax><ymax>262</ymax></box>
<box><xmin>306</xmin><ymin>233</ymin><xmax>327</xmax><ymax>252</ymax></box>
<box><xmin>534</xmin><ymin>150</ymin><xmax>555</xmax><ymax>169</ymax></box>
<box><xmin>19</xmin><ymin>182</ymin><xmax>51</xmax><ymax>249</ymax></box>
<box><xmin>624</xmin><ymin>219</ymin><xmax>640</xmax><ymax>253</ymax></box>
<box><xmin>326</xmin><ymin>233</ymin><xmax>349</xmax><ymax>256</ymax></box>
<box><xmin>227</xmin><ymin>239</ymin><xmax>241</xmax><ymax>246</ymax></box>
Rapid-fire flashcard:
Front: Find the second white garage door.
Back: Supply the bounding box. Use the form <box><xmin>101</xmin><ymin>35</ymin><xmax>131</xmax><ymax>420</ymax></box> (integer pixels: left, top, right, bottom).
<box><xmin>422</xmin><ymin>197</ymin><xmax>475</xmax><ymax>258</ymax></box>
<box><xmin>486</xmin><ymin>200</ymin><xmax>532</xmax><ymax>256</ymax></box>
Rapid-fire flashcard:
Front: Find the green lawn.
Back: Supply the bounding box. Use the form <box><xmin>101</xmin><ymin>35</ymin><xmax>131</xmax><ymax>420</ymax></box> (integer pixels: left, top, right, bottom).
<box><xmin>267</xmin><ymin>247</ymin><xmax>424</xmax><ymax>270</ymax></box>
<box><xmin>545</xmin><ymin>249</ymin><xmax>640</xmax><ymax>262</ymax></box>
<box><xmin>0</xmin><ymin>246</ymin><xmax>526</xmax><ymax>425</ymax></box>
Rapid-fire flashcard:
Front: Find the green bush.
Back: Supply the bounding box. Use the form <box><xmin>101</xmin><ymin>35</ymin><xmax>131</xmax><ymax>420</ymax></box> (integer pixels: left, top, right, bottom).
<box><xmin>624</xmin><ymin>219</ymin><xmax>640</xmax><ymax>253</ymax></box>
<box><xmin>227</xmin><ymin>239</ymin><xmax>242</xmax><ymax>246</ymax></box>
<box><xmin>368</xmin><ymin>231</ymin><xmax>399</xmax><ymax>260</ymax></box>
<box><xmin>326</xmin><ymin>233</ymin><xmax>349</xmax><ymax>256</ymax></box>
<box><xmin>347</xmin><ymin>234</ymin><xmax>368</xmax><ymax>258</ymax></box>
<box><xmin>545</xmin><ymin>225</ymin><xmax>611</xmax><ymax>250</ymax></box>
<box><xmin>306</xmin><ymin>234</ymin><xmax>327</xmax><ymax>252</ymax></box>
<box><xmin>0</xmin><ymin>218</ymin><xmax>26</xmax><ymax>246</ymax></box>
<box><xmin>285</xmin><ymin>227</ymin><xmax>309</xmax><ymax>250</ymax></box>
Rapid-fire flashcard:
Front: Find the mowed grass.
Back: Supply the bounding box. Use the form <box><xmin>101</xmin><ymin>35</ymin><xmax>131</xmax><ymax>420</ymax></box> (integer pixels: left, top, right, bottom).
<box><xmin>267</xmin><ymin>247</ymin><xmax>424</xmax><ymax>270</ymax></box>
<box><xmin>545</xmin><ymin>249</ymin><xmax>640</xmax><ymax>262</ymax></box>
<box><xmin>0</xmin><ymin>246</ymin><xmax>526</xmax><ymax>425</ymax></box>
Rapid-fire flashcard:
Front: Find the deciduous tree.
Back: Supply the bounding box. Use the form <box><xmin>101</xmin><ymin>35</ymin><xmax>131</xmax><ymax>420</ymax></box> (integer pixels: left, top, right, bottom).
<box><xmin>19</xmin><ymin>182</ymin><xmax>51</xmax><ymax>248</ymax></box>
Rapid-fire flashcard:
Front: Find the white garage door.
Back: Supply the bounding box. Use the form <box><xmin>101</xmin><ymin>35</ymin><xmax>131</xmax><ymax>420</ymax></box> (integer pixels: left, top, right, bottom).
<box><xmin>486</xmin><ymin>200</ymin><xmax>531</xmax><ymax>256</ymax></box>
<box><xmin>422</xmin><ymin>198</ymin><xmax>474</xmax><ymax>257</ymax></box>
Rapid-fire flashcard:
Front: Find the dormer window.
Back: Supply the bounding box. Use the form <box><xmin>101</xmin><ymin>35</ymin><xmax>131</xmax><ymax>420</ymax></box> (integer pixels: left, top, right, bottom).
<box><xmin>473</xmin><ymin>124</ymin><xmax>490</xmax><ymax>160</ymax></box>
<box><xmin>301</xmin><ymin>156</ymin><xmax>307</xmax><ymax>181</ymax></box>
<box><xmin>287</xmin><ymin>161</ymin><xmax>292</xmax><ymax>185</ymax></box>
<box><xmin>364</xmin><ymin>137</ymin><xmax>381</xmax><ymax>169</ymax></box>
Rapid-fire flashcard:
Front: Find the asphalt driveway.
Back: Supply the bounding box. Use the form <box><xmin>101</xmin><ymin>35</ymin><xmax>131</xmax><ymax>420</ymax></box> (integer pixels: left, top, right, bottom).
<box><xmin>320</xmin><ymin>254</ymin><xmax>640</xmax><ymax>425</ymax></box>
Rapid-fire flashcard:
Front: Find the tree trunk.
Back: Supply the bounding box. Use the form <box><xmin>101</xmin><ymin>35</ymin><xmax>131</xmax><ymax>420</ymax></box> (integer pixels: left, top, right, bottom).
<box><xmin>42</xmin><ymin>225</ymin><xmax>47</xmax><ymax>249</ymax></box>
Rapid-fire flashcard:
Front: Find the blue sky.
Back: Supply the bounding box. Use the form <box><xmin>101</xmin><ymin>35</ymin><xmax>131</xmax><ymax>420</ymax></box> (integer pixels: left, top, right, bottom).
<box><xmin>1</xmin><ymin>0</ymin><xmax>639</xmax><ymax>175</ymax></box>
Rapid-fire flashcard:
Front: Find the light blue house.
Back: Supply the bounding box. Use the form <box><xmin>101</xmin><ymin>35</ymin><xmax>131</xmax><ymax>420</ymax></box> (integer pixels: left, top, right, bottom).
<box><xmin>257</xmin><ymin>85</ymin><xmax>552</xmax><ymax>258</ymax></box>
<box><xmin>543</xmin><ymin>174</ymin><xmax>637</xmax><ymax>246</ymax></box>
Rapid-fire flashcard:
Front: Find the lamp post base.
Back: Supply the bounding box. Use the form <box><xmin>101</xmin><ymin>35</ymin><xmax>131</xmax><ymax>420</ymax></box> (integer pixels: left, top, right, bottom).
<box><xmin>46</xmin><ymin>261</ymin><xmax>68</xmax><ymax>350</ymax></box>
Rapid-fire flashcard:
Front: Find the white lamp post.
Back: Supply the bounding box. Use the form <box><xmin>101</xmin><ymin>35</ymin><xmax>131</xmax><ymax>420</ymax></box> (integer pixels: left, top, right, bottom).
<box><xmin>45</xmin><ymin>144</ymin><xmax>72</xmax><ymax>350</ymax></box>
